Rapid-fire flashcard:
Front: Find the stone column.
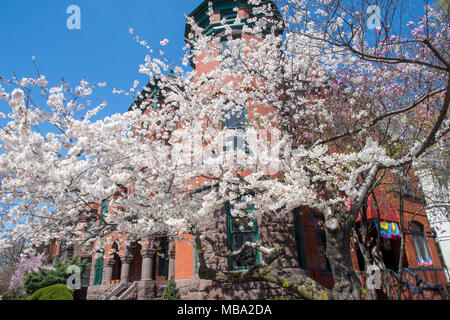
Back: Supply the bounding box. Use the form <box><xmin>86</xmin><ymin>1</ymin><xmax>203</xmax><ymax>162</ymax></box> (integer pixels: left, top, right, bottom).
<box><xmin>168</xmin><ymin>240</ymin><xmax>176</xmax><ymax>280</ymax></box>
<box><xmin>120</xmin><ymin>255</ymin><xmax>133</xmax><ymax>284</ymax></box>
<box><xmin>89</xmin><ymin>257</ymin><xmax>96</xmax><ymax>287</ymax></box>
<box><xmin>102</xmin><ymin>260</ymin><xmax>115</xmax><ymax>285</ymax></box>
<box><xmin>141</xmin><ymin>248</ymin><xmax>156</xmax><ymax>281</ymax></box>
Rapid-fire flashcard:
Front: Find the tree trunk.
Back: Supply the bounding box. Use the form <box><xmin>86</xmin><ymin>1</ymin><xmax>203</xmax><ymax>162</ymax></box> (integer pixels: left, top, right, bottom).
<box><xmin>324</xmin><ymin>211</ymin><xmax>362</xmax><ymax>300</ymax></box>
<box><xmin>372</xmin><ymin>192</ymin><xmax>392</xmax><ymax>299</ymax></box>
<box><xmin>396</xmin><ymin>187</ymin><xmax>405</xmax><ymax>300</ymax></box>
<box><xmin>355</xmin><ymin>234</ymin><xmax>377</xmax><ymax>300</ymax></box>
<box><xmin>354</xmin><ymin>204</ymin><xmax>377</xmax><ymax>300</ymax></box>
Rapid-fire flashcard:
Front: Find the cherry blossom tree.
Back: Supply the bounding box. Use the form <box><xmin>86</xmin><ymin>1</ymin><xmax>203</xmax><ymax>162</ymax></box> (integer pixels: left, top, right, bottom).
<box><xmin>0</xmin><ymin>238</ymin><xmax>25</xmax><ymax>294</ymax></box>
<box><xmin>0</xmin><ymin>0</ymin><xmax>448</xmax><ymax>300</ymax></box>
<box><xmin>8</xmin><ymin>252</ymin><xmax>51</xmax><ymax>296</ymax></box>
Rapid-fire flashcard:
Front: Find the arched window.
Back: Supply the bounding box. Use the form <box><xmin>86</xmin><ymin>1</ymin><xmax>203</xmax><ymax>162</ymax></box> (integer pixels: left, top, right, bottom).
<box><xmin>410</xmin><ymin>221</ymin><xmax>433</xmax><ymax>267</ymax></box>
<box><xmin>222</xmin><ymin>101</ymin><xmax>249</xmax><ymax>154</ymax></box>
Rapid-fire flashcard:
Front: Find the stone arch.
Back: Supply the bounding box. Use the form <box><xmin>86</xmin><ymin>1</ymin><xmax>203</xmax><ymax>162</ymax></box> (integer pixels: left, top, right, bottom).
<box><xmin>111</xmin><ymin>242</ymin><xmax>122</xmax><ymax>281</ymax></box>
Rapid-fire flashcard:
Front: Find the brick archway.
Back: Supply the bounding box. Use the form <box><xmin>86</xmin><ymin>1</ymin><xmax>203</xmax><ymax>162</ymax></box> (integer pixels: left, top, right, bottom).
<box><xmin>111</xmin><ymin>242</ymin><xmax>122</xmax><ymax>281</ymax></box>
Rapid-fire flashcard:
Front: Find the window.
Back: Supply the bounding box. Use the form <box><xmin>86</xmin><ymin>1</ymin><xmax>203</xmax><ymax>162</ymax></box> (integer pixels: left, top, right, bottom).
<box><xmin>223</xmin><ymin>104</ymin><xmax>248</xmax><ymax>153</ymax></box>
<box><xmin>138</xmin><ymin>121</ymin><xmax>149</xmax><ymax>138</ymax></box>
<box><xmin>312</xmin><ymin>215</ymin><xmax>331</xmax><ymax>273</ymax></box>
<box><xmin>223</xmin><ymin>104</ymin><xmax>247</xmax><ymax>129</ymax></box>
<box><xmin>220</xmin><ymin>38</ymin><xmax>242</xmax><ymax>68</ymax></box>
<box><xmin>100</xmin><ymin>200</ymin><xmax>108</xmax><ymax>225</ymax></box>
<box><xmin>80</xmin><ymin>259</ymin><xmax>91</xmax><ymax>288</ymax></box>
<box><xmin>401</xmin><ymin>182</ymin><xmax>414</xmax><ymax>197</ymax></box>
<box><xmin>226</xmin><ymin>201</ymin><xmax>259</xmax><ymax>270</ymax></box>
<box><xmin>380</xmin><ymin>237</ymin><xmax>399</xmax><ymax>269</ymax></box>
<box><xmin>220</xmin><ymin>8</ymin><xmax>237</xmax><ymax>21</ymax></box>
<box><xmin>411</xmin><ymin>222</ymin><xmax>433</xmax><ymax>267</ymax></box>
<box><xmin>66</xmin><ymin>246</ymin><xmax>74</xmax><ymax>260</ymax></box>
<box><xmin>225</xmin><ymin>131</ymin><xmax>247</xmax><ymax>152</ymax></box>
<box><xmin>401</xmin><ymin>176</ymin><xmax>417</xmax><ymax>198</ymax></box>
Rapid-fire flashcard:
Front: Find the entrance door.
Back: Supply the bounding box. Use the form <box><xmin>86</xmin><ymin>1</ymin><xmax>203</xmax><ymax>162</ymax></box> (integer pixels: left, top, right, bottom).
<box><xmin>152</xmin><ymin>238</ymin><xmax>169</xmax><ymax>280</ymax></box>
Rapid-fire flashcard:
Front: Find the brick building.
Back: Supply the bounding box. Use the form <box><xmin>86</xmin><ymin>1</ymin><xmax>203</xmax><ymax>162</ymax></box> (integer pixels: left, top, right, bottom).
<box><xmin>56</xmin><ymin>0</ymin><xmax>448</xmax><ymax>300</ymax></box>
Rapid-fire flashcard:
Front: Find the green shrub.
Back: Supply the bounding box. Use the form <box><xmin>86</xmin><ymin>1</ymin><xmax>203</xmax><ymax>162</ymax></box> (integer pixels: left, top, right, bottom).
<box><xmin>29</xmin><ymin>284</ymin><xmax>73</xmax><ymax>300</ymax></box>
<box><xmin>1</xmin><ymin>292</ymin><xmax>22</xmax><ymax>300</ymax></box>
<box><xmin>23</xmin><ymin>256</ymin><xmax>89</xmax><ymax>295</ymax></box>
<box><xmin>161</xmin><ymin>277</ymin><xmax>180</xmax><ymax>300</ymax></box>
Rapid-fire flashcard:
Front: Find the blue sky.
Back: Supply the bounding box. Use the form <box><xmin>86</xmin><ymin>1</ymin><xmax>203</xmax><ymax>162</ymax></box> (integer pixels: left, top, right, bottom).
<box><xmin>0</xmin><ymin>0</ymin><xmax>202</xmax><ymax>119</ymax></box>
<box><xmin>0</xmin><ymin>0</ymin><xmax>206</xmax><ymax>233</ymax></box>
<box><xmin>0</xmin><ymin>0</ymin><xmax>429</xmax><ymax>120</ymax></box>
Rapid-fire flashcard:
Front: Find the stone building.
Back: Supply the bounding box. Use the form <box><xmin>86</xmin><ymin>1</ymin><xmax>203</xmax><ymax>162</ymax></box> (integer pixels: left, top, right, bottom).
<box><xmin>415</xmin><ymin>142</ymin><xmax>450</xmax><ymax>282</ymax></box>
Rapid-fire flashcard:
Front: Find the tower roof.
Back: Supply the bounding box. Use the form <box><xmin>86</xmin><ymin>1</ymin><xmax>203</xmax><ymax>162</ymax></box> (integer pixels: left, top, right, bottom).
<box><xmin>184</xmin><ymin>0</ymin><xmax>281</xmax><ymax>40</ymax></box>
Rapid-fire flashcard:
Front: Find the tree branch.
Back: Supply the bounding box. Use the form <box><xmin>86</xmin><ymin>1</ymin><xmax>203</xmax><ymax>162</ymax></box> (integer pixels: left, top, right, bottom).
<box><xmin>194</xmin><ymin>234</ymin><xmax>331</xmax><ymax>300</ymax></box>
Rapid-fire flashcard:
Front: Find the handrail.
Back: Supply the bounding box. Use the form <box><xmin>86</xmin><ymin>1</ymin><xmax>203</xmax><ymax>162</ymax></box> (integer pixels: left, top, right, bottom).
<box><xmin>403</xmin><ymin>268</ymin><xmax>447</xmax><ymax>299</ymax></box>
<box><xmin>387</xmin><ymin>268</ymin><xmax>447</xmax><ymax>299</ymax></box>
<box><xmin>118</xmin><ymin>281</ymin><xmax>138</xmax><ymax>300</ymax></box>
<box><xmin>387</xmin><ymin>269</ymin><xmax>423</xmax><ymax>294</ymax></box>
<box><xmin>105</xmin><ymin>282</ymin><xmax>128</xmax><ymax>300</ymax></box>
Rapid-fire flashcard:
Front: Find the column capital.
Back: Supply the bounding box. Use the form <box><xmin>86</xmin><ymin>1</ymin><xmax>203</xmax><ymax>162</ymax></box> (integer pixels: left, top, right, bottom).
<box><xmin>121</xmin><ymin>255</ymin><xmax>133</xmax><ymax>264</ymax></box>
<box><xmin>141</xmin><ymin>249</ymin><xmax>156</xmax><ymax>259</ymax></box>
<box><xmin>106</xmin><ymin>260</ymin><xmax>116</xmax><ymax>267</ymax></box>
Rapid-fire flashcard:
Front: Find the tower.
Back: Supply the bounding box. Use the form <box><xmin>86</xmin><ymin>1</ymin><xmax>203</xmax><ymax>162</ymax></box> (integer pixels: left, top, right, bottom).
<box><xmin>184</xmin><ymin>0</ymin><xmax>283</xmax><ymax>74</ymax></box>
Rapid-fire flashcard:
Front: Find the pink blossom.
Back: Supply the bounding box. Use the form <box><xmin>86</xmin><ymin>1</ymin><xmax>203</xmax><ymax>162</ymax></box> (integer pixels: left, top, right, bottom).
<box><xmin>8</xmin><ymin>253</ymin><xmax>53</xmax><ymax>294</ymax></box>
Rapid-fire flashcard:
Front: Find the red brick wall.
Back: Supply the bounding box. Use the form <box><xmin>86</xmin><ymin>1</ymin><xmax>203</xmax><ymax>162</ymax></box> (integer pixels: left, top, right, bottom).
<box><xmin>175</xmin><ymin>234</ymin><xmax>195</xmax><ymax>280</ymax></box>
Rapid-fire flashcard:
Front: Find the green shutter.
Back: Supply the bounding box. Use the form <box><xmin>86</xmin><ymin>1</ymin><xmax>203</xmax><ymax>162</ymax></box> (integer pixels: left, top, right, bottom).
<box><xmin>100</xmin><ymin>200</ymin><xmax>108</xmax><ymax>225</ymax></box>
<box><xmin>226</xmin><ymin>201</ymin><xmax>259</xmax><ymax>271</ymax></box>
<box><xmin>94</xmin><ymin>256</ymin><xmax>104</xmax><ymax>286</ymax></box>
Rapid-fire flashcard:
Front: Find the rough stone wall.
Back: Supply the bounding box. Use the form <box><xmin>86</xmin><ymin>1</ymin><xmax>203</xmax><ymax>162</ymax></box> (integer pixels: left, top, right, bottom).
<box><xmin>176</xmin><ymin>278</ymin><xmax>301</xmax><ymax>300</ymax></box>
<box><xmin>86</xmin><ymin>284</ymin><xmax>113</xmax><ymax>300</ymax></box>
<box><xmin>185</xmin><ymin>207</ymin><xmax>304</xmax><ymax>300</ymax></box>
<box><xmin>259</xmin><ymin>211</ymin><xmax>300</xmax><ymax>268</ymax></box>
<box><xmin>198</xmin><ymin>206</ymin><xmax>229</xmax><ymax>271</ymax></box>
<box><xmin>137</xmin><ymin>280</ymin><xmax>168</xmax><ymax>300</ymax></box>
